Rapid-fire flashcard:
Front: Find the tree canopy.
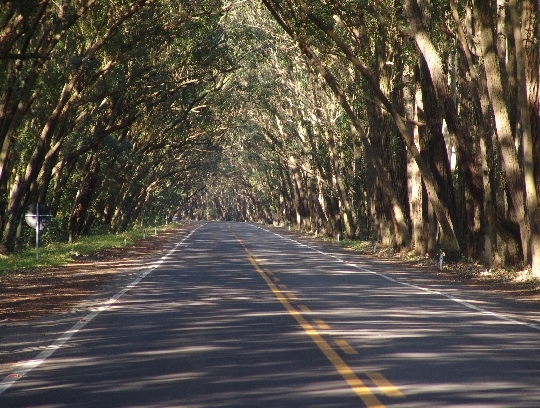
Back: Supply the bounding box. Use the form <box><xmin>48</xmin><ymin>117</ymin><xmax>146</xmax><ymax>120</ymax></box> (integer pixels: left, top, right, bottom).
<box><xmin>1</xmin><ymin>0</ymin><xmax>539</xmax><ymax>276</ymax></box>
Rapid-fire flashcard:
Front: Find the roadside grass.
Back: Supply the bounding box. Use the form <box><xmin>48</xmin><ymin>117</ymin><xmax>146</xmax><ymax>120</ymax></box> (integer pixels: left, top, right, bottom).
<box><xmin>280</xmin><ymin>225</ymin><xmax>375</xmax><ymax>253</ymax></box>
<box><xmin>0</xmin><ymin>224</ymin><xmax>175</xmax><ymax>275</ymax></box>
<box><xmin>316</xmin><ymin>235</ymin><xmax>375</xmax><ymax>253</ymax></box>
<box><xmin>335</xmin><ymin>238</ymin><xmax>374</xmax><ymax>252</ymax></box>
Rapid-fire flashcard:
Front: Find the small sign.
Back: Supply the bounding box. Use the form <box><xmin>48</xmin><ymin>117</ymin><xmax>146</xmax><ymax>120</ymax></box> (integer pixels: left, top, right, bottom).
<box><xmin>25</xmin><ymin>203</ymin><xmax>52</xmax><ymax>231</ymax></box>
<box><xmin>25</xmin><ymin>203</ymin><xmax>52</xmax><ymax>259</ymax></box>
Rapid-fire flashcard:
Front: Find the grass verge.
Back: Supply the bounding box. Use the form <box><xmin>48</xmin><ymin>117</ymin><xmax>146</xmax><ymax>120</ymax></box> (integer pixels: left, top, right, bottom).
<box><xmin>0</xmin><ymin>224</ymin><xmax>175</xmax><ymax>274</ymax></box>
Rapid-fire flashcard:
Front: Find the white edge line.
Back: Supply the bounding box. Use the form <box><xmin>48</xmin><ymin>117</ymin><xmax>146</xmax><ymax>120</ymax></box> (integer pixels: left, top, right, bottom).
<box><xmin>252</xmin><ymin>224</ymin><xmax>540</xmax><ymax>332</ymax></box>
<box><xmin>0</xmin><ymin>225</ymin><xmax>203</xmax><ymax>395</ymax></box>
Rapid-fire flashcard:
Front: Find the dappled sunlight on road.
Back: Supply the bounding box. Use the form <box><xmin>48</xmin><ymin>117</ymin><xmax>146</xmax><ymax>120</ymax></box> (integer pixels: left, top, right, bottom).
<box><xmin>229</xmin><ymin>223</ymin><xmax>540</xmax><ymax>407</ymax></box>
<box><xmin>2</xmin><ymin>222</ymin><xmax>539</xmax><ymax>407</ymax></box>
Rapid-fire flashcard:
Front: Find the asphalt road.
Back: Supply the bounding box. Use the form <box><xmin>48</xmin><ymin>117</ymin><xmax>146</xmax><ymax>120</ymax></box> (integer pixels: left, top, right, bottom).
<box><xmin>1</xmin><ymin>222</ymin><xmax>539</xmax><ymax>407</ymax></box>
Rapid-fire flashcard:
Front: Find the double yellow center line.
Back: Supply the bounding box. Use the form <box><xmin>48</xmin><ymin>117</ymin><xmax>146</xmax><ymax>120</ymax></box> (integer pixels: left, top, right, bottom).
<box><xmin>231</xmin><ymin>229</ymin><xmax>403</xmax><ymax>408</ymax></box>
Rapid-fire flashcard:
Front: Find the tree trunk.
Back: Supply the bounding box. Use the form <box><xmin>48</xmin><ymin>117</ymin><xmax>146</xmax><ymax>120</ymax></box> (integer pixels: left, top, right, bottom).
<box><xmin>405</xmin><ymin>69</ymin><xmax>426</xmax><ymax>254</ymax></box>
<box><xmin>475</xmin><ymin>0</ymin><xmax>530</xmax><ymax>265</ymax></box>
<box><xmin>450</xmin><ymin>0</ymin><xmax>500</xmax><ymax>266</ymax></box>
<box><xmin>289</xmin><ymin>34</ymin><xmax>412</xmax><ymax>246</ymax></box>
<box><xmin>68</xmin><ymin>155</ymin><xmax>100</xmax><ymax>242</ymax></box>
<box><xmin>2</xmin><ymin>78</ymin><xmax>78</xmax><ymax>252</ymax></box>
<box><xmin>417</xmin><ymin>55</ymin><xmax>460</xmax><ymax>245</ymax></box>
<box><xmin>285</xmin><ymin>0</ymin><xmax>459</xmax><ymax>256</ymax></box>
<box><xmin>523</xmin><ymin>0</ymin><xmax>540</xmax><ymax>201</ymax></box>
<box><xmin>404</xmin><ymin>0</ymin><xmax>484</xmax><ymax>216</ymax></box>
<box><xmin>327</xmin><ymin>129</ymin><xmax>355</xmax><ymax>238</ymax></box>
<box><xmin>510</xmin><ymin>0</ymin><xmax>540</xmax><ymax>276</ymax></box>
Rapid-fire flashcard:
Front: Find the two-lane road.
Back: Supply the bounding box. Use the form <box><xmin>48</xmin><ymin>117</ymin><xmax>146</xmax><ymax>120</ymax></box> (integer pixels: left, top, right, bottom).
<box><xmin>1</xmin><ymin>222</ymin><xmax>539</xmax><ymax>407</ymax></box>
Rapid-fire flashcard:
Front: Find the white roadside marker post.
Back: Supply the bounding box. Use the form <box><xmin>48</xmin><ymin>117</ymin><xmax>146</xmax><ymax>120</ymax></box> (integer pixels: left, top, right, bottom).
<box><xmin>438</xmin><ymin>251</ymin><xmax>445</xmax><ymax>271</ymax></box>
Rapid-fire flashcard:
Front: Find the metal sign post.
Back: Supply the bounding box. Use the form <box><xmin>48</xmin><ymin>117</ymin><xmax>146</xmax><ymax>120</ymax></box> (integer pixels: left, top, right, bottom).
<box><xmin>35</xmin><ymin>203</ymin><xmax>39</xmax><ymax>259</ymax></box>
<box><xmin>25</xmin><ymin>203</ymin><xmax>52</xmax><ymax>259</ymax></box>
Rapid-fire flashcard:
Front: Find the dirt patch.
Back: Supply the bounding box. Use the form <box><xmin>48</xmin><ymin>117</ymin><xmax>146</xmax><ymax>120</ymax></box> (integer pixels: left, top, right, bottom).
<box><xmin>392</xmin><ymin>253</ymin><xmax>540</xmax><ymax>303</ymax></box>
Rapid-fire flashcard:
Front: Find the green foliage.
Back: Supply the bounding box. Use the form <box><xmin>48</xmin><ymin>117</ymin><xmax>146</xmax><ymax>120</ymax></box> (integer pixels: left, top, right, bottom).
<box><xmin>2</xmin><ymin>0</ymin><xmax>532</xmax><ymax>269</ymax></box>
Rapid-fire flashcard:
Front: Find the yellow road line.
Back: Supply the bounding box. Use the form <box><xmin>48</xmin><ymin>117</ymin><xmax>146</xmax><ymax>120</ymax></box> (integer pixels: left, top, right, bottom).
<box><xmin>286</xmin><ymin>292</ymin><xmax>298</xmax><ymax>301</ymax></box>
<box><xmin>366</xmin><ymin>371</ymin><xmax>405</xmax><ymax>398</ymax></box>
<box><xmin>313</xmin><ymin>319</ymin><xmax>331</xmax><ymax>330</ymax></box>
<box><xmin>279</xmin><ymin>284</ymin><xmax>288</xmax><ymax>290</ymax></box>
<box><xmin>334</xmin><ymin>339</ymin><xmax>358</xmax><ymax>355</ymax></box>
<box><xmin>298</xmin><ymin>305</ymin><xmax>311</xmax><ymax>313</ymax></box>
<box><xmin>230</xmin><ymin>230</ymin><xmax>385</xmax><ymax>408</ymax></box>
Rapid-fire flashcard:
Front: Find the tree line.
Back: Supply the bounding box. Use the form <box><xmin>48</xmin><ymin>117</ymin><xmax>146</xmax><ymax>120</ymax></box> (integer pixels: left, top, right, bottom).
<box><xmin>0</xmin><ymin>0</ymin><xmax>235</xmax><ymax>251</ymax></box>
<box><xmin>218</xmin><ymin>0</ymin><xmax>538</xmax><ymax>277</ymax></box>
<box><xmin>1</xmin><ymin>1</ymin><xmax>539</xmax><ymax>277</ymax></box>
